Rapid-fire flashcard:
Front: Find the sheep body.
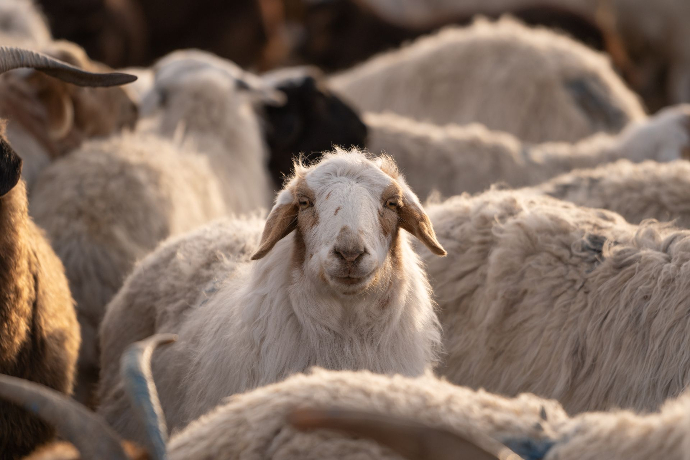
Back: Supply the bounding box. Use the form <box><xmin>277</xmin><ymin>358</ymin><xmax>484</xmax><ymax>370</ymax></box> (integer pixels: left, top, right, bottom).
<box><xmin>364</xmin><ymin>105</ymin><xmax>690</xmax><ymax>199</ymax></box>
<box><xmin>330</xmin><ymin>18</ymin><xmax>645</xmax><ymax>143</ymax></box>
<box><xmin>535</xmin><ymin>159</ymin><xmax>690</xmax><ymax>229</ymax></box>
<box><xmin>0</xmin><ymin>177</ymin><xmax>79</xmax><ymax>460</ymax></box>
<box><xmin>418</xmin><ymin>188</ymin><xmax>690</xmax><ymax>414</ymax></box>
<box><xmin>98</xmin><ymin>150</ymin><xmax>443</xmax><ymax>440</ymax></box>
<box><xmin>30</xmin><ymin>133</ymin><xmax>226</xmax><ymax>404</ymax></box>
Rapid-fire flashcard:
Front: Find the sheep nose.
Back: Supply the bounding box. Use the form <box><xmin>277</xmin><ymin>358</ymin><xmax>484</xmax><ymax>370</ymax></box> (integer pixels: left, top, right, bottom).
<box><xmin>334</xmin><ymin>245</ymin><xmax>365</xmax><ymax>263</ymax></box>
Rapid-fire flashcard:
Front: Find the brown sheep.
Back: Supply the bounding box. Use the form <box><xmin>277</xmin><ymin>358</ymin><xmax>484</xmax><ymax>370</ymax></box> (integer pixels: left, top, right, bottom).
<box><xmin>0</xmin><ymin>46</ymin><xmax>135</xmax><ymax>460</ymax></box>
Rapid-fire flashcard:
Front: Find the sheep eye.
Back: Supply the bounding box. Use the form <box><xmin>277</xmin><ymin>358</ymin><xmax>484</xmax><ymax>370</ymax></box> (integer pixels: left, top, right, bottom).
<box><xmin>385</xmin><ymin>198</ymin><xmax>400</xmax><ymax>210</ymax></box>
<box><xmin>298</xmin><ymin>197</ymin><xmax>312</xmax><ymax>210</ymax></box>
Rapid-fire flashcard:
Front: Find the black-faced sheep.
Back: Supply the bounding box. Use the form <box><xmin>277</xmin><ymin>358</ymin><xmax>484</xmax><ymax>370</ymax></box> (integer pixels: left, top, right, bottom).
<box><xmin>97</xmin><ymin>149</ymin><xmax>446</xmax><ymax>441</ymax></box>
<box><xmin>0</xmin><ymin>46</ymin><xmax>135</xmax><ymax>460</ymax></box>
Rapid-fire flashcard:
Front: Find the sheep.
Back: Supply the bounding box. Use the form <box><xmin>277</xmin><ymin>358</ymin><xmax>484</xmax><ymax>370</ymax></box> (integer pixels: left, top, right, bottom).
<box><xmin>329</xmin><ymin>17</ymin><xmax>645</xmax><ymax>144</ymax></box>
<box><xmin>408</xmin><ymin>187</ymin><xmax>690</xmax><ymax>415</ymax></box>
<box><xmin>97</xmin><ymin>149</ymin><xmax>447</xmax><ymax>441</ymax></box>
<box><xmin>364</xmin><ymin>105</ymin><xmax>690</xmax><ymax>200</ymax></box>
<box><xmin>359</xmin><ymin>0</ymin><xmax>690</xmax><ymax>111</ymax></box>
<box><xmin>137</xmin><ymin>49</ymin><xmax>279</xmax><ymax>208</ymax></box>
<box><xmin>534</xmin><ymin>159</ymin><xmax>690</xmax><ymax>229</ymax></box>
<box><xmin>0</xmin><ymin>40</ymin><xmax>138</xmax><ymax>190</ymax></box>
<box><xmin>0</xmin><ymin>46</ymin><xmax>136</xmax><ymax>460</ymax></box>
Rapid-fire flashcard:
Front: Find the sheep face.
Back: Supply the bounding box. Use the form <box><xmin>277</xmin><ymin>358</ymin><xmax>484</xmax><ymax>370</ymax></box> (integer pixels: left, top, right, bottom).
<box><xmin>0</xmin><ymin>131</ymin><xmax>22</xmax><ymax>196</ymax></box>
<box><xmin>253</xmin><ymin>149</ymin><xmax>445</xmax><ymax>295</ymax></box>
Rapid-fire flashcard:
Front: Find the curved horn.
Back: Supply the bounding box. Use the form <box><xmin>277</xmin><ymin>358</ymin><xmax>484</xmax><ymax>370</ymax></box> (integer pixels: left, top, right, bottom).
<box><xmin>121</xmin><ymin>334</ymin><xmax>177</xmax><ymax>460</ymax></box>
<box><xmin>289</xmin><ymin>408</ymin><xmax>512</xmax><ymax>460</ymax></box>
<box><xmin>0</xmin><ymin>47</ymin><xmax>137</xmax><ymax>87</ymax></box>
<box><xmin>0</xmin><ymin>373</ymin><xmax>131</xmax><ymax>460</ymax></box>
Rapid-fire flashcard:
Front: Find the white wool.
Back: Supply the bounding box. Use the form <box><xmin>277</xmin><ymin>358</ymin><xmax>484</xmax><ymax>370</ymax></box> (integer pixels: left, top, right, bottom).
<box><xmin>420</xmin><ymin>188</ymin><xmax>690</xmax><ymax>414</ymax></box>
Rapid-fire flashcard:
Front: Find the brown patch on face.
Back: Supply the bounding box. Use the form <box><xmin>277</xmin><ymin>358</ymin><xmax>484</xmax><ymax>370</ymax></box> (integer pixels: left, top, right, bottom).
<box><xmin>326</xmin><ymin>191</ymin><xmax>331</xmax><ymax>200</ymax></box>
<box><xmin>291</xmin><ymin>177</ymin><xmax>319</xmax><ymax>270</ymax></box>
<box><xmin>379</xmin><ymin>182</ymin><xmax>402</xmax><ymax>238</ymax></box>
<box><xmin>334</xmin><ymin>206</ymin><xmax>341</xmax><ymax>216</ymax></box>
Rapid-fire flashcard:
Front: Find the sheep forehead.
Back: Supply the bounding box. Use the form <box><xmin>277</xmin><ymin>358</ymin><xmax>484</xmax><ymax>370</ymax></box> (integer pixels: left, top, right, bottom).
<box><xmin>303</xmin><ymin>152</ymin><xmax>395</xmax><ymax>202</ymax></box>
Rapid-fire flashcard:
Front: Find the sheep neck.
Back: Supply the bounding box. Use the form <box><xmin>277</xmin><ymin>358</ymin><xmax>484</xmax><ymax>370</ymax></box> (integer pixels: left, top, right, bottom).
<box><xmin>0</xmin><ymin>181</ymin><xmax>33</xmax><ymax>369</ymax></box>
<box><xmin>246</xmin><ymin>230</ymin><xmax>440</xmax><ymax>380</ymax></box>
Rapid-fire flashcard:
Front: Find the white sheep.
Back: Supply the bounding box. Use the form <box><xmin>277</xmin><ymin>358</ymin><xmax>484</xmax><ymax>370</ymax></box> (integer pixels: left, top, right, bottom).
<box><xmin>137</xmin><ymin>49</ymin><xmax>277</xmax><ymax>212</ymax></box>
<box><xmin>364</xmin><ymin>105</ymin><xmax>690</xmax><ymax>199</ymax></box>
<box><xmin>11</xmin><ymin>357</ymin><xmax>690</xmax><ymax>460</ymax></box>
<box><xmin>0</xmin><ymin>46</ymin><xmax>135</xmax><ymax>460</ymax></box>
<box><xmin>414</xmin><ymin>188</ymin><xmax>690</xmax><ymax>414</ymax></box>
<box><xmin>29</xmin><ymin>132</ymin><xmax>227</xmax><ymax>406</ymax></box>
<box><xmin>97</xmin><ymin>149</ymin><xmax>447</xmax><ymax>441</ymax></box>
<box><xmin>358</xmin><ymin>0</ymin><xmax>690</xmax><ymax>109</ymax></box>
<box><xmin>329</xmin><ymin>17</ymin><xmax>645</xmax><ymax>144</ymax></box>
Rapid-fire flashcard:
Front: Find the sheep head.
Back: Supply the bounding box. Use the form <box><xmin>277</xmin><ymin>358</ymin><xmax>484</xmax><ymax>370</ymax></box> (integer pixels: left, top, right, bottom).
<box><xmin>0</xmin><ymin>46</ymin><xmax>136</xmax><ymax>195</ymax></box>
<box><xmin>261</xmin><ymin>66</ymin><xmax>368</xmax><ymax>187</ymax></box>
<box><xmin>0</xmin><ymin>41</ymin><xmax>138</xmax><ymax>158</ymax></box>
<box><xmin>140</xmin><ymin>49</ymin><xmax>284</xmax><ymax>135</ymax></box>
<box><xmin>252</xmin><ymin>149</ymin><xmax>445</xmax><ymax>295</ymax></box>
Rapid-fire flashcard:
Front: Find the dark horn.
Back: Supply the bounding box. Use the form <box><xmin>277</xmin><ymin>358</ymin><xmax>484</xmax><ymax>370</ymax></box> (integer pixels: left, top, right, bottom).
<box><xmin>0</xmin><ymin>46</ymin><xmax>137</xmax><ymax>87</ymax></box>
<box><xmin>289</xmin><ymin>408</ymin><xmax>508</xmax><ymax>460</ymax></box>
<box><xmin>121</xmin><ymin>333</ymin><xmax>177</xmax><ymax>460</ymax></box>
<box><xmin>0</xmin><ymin>373</ymin><xmax>131</xmax><ymax>460</ymax></box>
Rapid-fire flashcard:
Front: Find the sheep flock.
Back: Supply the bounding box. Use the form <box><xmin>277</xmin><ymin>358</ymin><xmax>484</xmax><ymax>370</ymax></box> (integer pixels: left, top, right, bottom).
<box><xmin>3</xmin><ymin>0</ymin><xmax>690</xmax><ymax>459</ymax></box>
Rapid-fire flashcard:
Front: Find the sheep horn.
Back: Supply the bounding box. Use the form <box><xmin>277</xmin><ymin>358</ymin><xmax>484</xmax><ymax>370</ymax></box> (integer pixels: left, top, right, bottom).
<box><xmin>121</xmin><ymin>333</ymin><xmax>177</xmax><ymax>460</ymax></box>
<box><xmin>289</xmin><ymin>408</ymin><xmax>510</xmax><ymax>460</ymax></box>
<box><xmin>0</xmin><ymin>373</ymin><xmax>131</xmax><ymax>460</ymax></box>
<box><xmin>0</xmin><ymin>46</ymin><xmax>137</xmax><ymax>87</ymax></box>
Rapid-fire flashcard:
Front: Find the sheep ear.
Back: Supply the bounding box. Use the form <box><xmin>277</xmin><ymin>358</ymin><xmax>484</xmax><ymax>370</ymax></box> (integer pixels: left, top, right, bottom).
<box><xmin>252</xmin><ymin>199</ymin><xmax>298</xmax><ymax>260</ymax></box>
<box><xmin>400</xmin><ymin>195</ymin><xmax>446</xmax><ymax>256</ymax></box>
<box><xmin>0</xmin><ymin>137</ymin><xmax>22</xmax><ymax>197</ymax></box>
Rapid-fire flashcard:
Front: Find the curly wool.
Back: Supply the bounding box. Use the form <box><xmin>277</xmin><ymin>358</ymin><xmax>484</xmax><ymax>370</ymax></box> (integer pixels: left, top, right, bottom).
<box><xmin>421</xmin><ymin>189</ymin><xmax>690</xmax><ymax>414</ymax></box>
<box><xmin>167</xmin><ymin>367</ymin><xmax>690</xmax><ymax>460</ymax></box>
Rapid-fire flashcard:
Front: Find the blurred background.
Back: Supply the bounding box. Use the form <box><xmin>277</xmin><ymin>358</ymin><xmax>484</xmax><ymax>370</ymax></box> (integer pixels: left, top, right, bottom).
<box><xmin>33</xmin><ymin>0</ymin><xmax>690</xmax><ymax>114</ymax></box>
